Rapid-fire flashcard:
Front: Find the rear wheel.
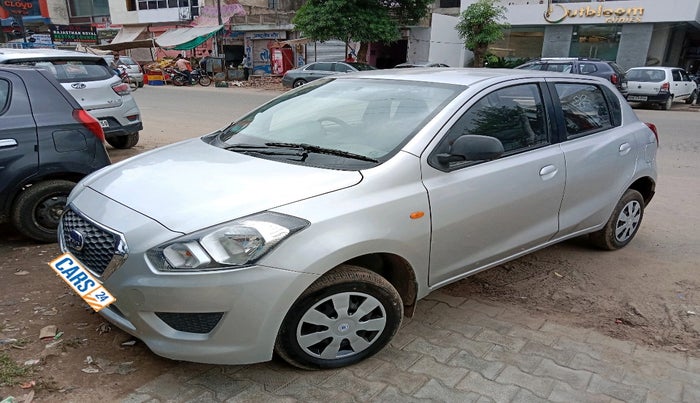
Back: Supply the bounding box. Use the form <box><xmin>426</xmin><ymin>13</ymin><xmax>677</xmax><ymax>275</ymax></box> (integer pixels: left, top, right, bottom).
<box><xmin>11</xmin><ymin>180</ymin><xmax>75</xmax><ymax>242</ymax></box>
<box><xmin>172</xmin><ymin>75</ymin><xmax>185</xmax><ymax>86</ymax></box>
<box><xmin>275</xmin><ymin>265</ymin><xmax>403</xmax><ymax>369</ymax></box>
<box><xmin>662</xmin><ymin>95</ymin><xmax>673</xmax><ymax>110</ymax></box>
<box><xmin>590</xmin><ymin>189</ymin><xmax>645</xmax><ymax>250</ymax></box>
<box><xmin>106</xmin><ymin>132</ymin><xmax>139</xmax><ymax>149</ymax></box>
<box><xmin>685</xmin><ymin>90</ymin><xmax>697</xmax><ymax>105</ymax></box>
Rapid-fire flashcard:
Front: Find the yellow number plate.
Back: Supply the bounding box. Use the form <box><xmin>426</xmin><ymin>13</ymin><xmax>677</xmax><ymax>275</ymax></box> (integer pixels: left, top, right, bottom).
<box><xmin>48</xmin><ymin>253</ymin><xmax>116</xmax><ymax>312</ymax></box>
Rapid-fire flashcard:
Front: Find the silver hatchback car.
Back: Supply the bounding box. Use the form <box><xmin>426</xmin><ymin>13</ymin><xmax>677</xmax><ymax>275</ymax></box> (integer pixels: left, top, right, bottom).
<box><xmin>53</xmin><ymin>68</ymin><xmax>658</xmax><ymax>369</ymax></box>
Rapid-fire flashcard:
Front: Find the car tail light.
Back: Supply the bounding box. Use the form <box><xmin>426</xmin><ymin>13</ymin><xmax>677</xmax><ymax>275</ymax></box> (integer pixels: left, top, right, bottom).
<box><xmin>659</xmin><ymin>82</ymin><xmax>670</xmax><ymax>93</ymax></box>
<box><xmin>610</xmin><ymin>74</ymin><xmax>619</xmax><ymax>85</ymax></box>
<box><xmin>645</xmin><ymin>122</ymin><xmax>659</xmax><ymax>146</ymax></box>
<box><xmin>73</xmin><ymin>109</ymin><xmax>105</xmax><ymax>142</ymax></box>
<box><xmin>112</xmin><ymin>82</ymin><xmax>131</xmax><ymax>95</ymax></box>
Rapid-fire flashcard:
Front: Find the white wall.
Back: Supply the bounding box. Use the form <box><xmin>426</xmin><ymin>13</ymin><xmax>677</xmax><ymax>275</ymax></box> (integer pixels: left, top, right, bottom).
<box><xmin>46</xmin><ymin>0</ymin><xmax>69</xmax><ymax>25</ymax></box>
<box><xmin>428</xmin><ymin>13</ymin><xmax>471</xmax><ymax>67</ymax></box>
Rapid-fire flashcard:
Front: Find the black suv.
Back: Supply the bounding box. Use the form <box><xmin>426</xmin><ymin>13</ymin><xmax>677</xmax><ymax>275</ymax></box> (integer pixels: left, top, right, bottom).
<box><xmin>0</xmin><ymin>66</ymin><xmax>111</xmax><ymax>242</ymax></box>
<box><xmin>516</xmin><ymin>58</ymin><xmax>628</xmax><ymax>95</ymax></box>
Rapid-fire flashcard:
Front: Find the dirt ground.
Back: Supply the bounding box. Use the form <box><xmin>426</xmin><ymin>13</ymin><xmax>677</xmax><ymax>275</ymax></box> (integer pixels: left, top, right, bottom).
<box><xmin>1</xmin><ymin>96</ymin><xmax>698</xmax><ymax>402</ymax></box>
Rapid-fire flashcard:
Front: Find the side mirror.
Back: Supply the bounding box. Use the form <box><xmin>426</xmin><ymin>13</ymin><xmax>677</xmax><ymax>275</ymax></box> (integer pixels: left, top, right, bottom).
<box><xmin>437</xmin><ymin>135</ymin><xmax>504</xmax><ymax>165</ymax></box>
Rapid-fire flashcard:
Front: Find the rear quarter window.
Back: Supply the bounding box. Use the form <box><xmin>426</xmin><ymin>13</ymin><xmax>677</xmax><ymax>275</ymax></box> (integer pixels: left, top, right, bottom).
<box><xmin>7</xmin><ymin>59</ymin><xmax>112</xmax><ymax>83</ymax></box>
<box><xmin>0</xmin><ymin>79</ymin><xmax>9</xmax><ymax>113</ymax></box>
<box><xmin>554</xmin><ymin>83</ymin><xmax>613</xmax><ymax>139</ymax></box>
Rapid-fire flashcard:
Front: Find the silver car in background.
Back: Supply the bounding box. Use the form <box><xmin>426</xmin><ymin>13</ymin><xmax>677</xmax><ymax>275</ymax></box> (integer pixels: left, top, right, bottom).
<box><xmin>56</xmin><ymin>68</ymin><xmax>657</xmax><ymax>369</ymax></box>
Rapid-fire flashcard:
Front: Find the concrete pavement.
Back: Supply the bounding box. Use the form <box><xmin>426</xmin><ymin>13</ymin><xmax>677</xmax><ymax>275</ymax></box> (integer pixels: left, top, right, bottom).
<box><xmin>120</xmin><ymin>289</ymin><xmax>699</xmax><ymax>403</ymax></box>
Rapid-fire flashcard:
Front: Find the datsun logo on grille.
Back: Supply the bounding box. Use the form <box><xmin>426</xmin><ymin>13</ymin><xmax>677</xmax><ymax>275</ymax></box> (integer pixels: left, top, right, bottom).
<box><xmin>66</xmin><ymin>229</ymin><xmax>85</xmax><ymax>251</ymax></box>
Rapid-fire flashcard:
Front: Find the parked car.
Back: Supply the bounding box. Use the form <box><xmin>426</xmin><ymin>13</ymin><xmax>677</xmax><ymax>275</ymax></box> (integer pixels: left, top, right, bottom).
<box><xmin>515</xmin><ymin>57</ymin><xmax>628</xmax><ymax>95</ymax></box>
<box><xmin>0</xmin><ymin>48</ymin><xmax>143</xmax><ymax>149</ymax></box>
<box><xmin>103</xmin><ymin>54</ymin><xmax>144</xmax><ymax>88</ymax></box>
<box><xmin>53</xmin><ymin>68</ymin><xmax>657</xmax><ymax>369</ymax></box>
<box><xmin>394</xmin><ymin>62</ymin><xmax>450</xmax><ymax>68</ymax></box>
<box><xmin>625</xmin><ymin>66</ymin><xmax>698</xmax><ymax>110</ymax></box>
<box><xmin>281</xmin><ymin>61</ymin><xmax>376</xmax><ymax>88</ymax></box>
<box><xmin>0</xmin><ymin>65</ymin><xmax>110</xmax><ymax>242</ymax></box>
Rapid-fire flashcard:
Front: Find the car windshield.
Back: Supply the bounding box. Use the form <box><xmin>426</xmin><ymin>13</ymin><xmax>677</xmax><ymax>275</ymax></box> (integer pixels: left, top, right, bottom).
<box><xmin>212</xmin><ymin>78</ymin><xmax>462</xmax><ymax>169</ymax></box>
<box><xmin>627</xmin><ymin>69</ymin><xmax>665</xmax><ymax>82</ymax></box>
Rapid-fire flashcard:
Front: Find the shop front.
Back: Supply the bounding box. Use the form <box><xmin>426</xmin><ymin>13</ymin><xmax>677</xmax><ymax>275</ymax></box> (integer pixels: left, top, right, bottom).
<box><xmin>461</xmin><ymin>0</ymin><xmax>700</xmax><ymax>72</ymax></box>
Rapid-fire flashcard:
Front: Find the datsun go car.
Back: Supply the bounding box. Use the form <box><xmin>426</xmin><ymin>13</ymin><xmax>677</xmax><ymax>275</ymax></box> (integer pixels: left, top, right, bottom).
<box><xmin>53</xmin><ymin>68</ymin><xmax>658</xmax><ymax>369</ymax></box>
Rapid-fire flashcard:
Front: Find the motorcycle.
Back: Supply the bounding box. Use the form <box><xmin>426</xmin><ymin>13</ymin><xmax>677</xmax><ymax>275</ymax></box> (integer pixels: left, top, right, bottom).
<box><xmin>166</xmin><ymin>67</ymin><xmax>211</xmax><ymax>87</ymax></box>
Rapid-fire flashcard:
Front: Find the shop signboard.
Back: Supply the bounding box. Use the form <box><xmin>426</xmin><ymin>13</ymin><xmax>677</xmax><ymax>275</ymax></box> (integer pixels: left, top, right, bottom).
<box><xmin>50</xmin><ymin>25</ymin><xmax>98</xmax><ymax>44</ymax></box>
<box><xmin>0</xmin><ymin>0</ymin><xmax>41</xmax><ymax>17</ymax></box>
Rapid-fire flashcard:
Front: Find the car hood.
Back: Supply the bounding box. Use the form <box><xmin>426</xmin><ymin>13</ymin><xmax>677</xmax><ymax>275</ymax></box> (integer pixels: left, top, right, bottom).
<box><xmin>82</xmin><ymin>138</ymin><xmax>363</xmax><ymax>233</ymax></box>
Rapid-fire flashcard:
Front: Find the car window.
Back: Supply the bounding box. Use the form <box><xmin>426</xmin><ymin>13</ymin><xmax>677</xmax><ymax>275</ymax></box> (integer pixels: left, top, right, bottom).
<box><xmin>578</xmin><ymin>63</ymin><xmax>598</xmax><ymax>74</ymax></box>
<box><xmin>545</xmin><ymin>63</ymin><xmax>573</xmax><ymax>73</ymax></box>
<box><xmin>8</xmin><ymin>59</ymin><xmax>112</xmax><ymax>83</ymax></box>
<box><xmin>517</xmin><ymin>63</ymin><xmax>543</xmax><ymax>71</ymax></box>
<box><xmin>672</xmin><ymin>70</ymin><xmax>682</xmax><ymax>81</ymax></box>
<box><xmin>680</xmin><ymin>70</ymin><xmax>691</xmax><ymax>81</ymax></box>
<box><xmin>0</xmin><ymin>79</ymin><xmax>9</xmax><ymax>113</ymax></box>
<box><xmin>607</xmin><ymin>62</ymin><xmax>624</xmax><ymax>75</ymax></box>
<box><xmin>308</xmin><ymin>62</ymin><xmax>333</xmax><ymax>72</ymax></box>
<box><xmin>555</xmin><ymin>83</ymin><xmax>612</xmax><ymax>138</ymax></box>
<box><xmin>431</xmin><ymin>83</ymin><xmax>548</xmax><ymax>170</ymax></box>
<box><xmin>334</xmin><ymin>63</ymin><xmax>352</xmax><ymax>73</ymax></box>
<box><xmin>627</xmin><ymin>69</ymin><xmax>665</xmax><ymax>82</ymax></box>
<box><xmin>600</xmin><ymin>86</ymin><xmax>623</xmax><ymax>127</ymax></box>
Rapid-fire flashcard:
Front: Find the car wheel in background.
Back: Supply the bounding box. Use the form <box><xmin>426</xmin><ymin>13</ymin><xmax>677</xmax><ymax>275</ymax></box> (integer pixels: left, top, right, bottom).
<box><xmin>685</xmin><ymin>90</ymin><xmax>697</xmax><ymax>105</ymax></box>
<box><xmin>662</xmin><ymin>96</ymin><xmax>673</xmax><ymax>110</ymax></box>
<box><xmin>11</xmin><ymin>180</ymin><xmax>75</xmax><ymax>242</ymax></box>
<box><xmin>293</xmin><ymin>79</ymin><xmax>307</xmax><ymax>88</ymax></box>
<box><xmin>275</xmin><ymin>265</ymin><xmax>403</xmax><ymax>369</ymax></box>
<box><xmin>106</xmin><ymin>132</ymin><xmax>139</xmax><ymax>149</ymax></box>
<box><xmin>590</xmin><ymin>189</ymin><xmax>645</xmax><ymax>250</ymax></box>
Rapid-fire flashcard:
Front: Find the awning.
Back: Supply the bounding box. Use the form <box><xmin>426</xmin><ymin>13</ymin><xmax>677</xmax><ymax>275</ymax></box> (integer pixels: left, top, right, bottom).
<box><xmin>156</xmin><ymin>25</ymin><xmax>223</xmax><ymax>50</ymax></box>
<box><xmin>93</xmin><ymin>26</ymin><xmax>156</xmax><ymax>51</ymax></box>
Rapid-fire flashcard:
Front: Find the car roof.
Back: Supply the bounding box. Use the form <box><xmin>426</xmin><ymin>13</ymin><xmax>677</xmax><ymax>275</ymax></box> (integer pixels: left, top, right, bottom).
<box><xmin>627</xmin><ymin>66</ymin><xmax>682</xmax><ymax>71</ymax></box>
<box><xmin>338</xmin><ymin>67</ymin><xmax>601</xmax><ymax>87</ymax></box>
<box><xmin>0</xmin><ymin>48</ymin><xmax>104</xmax><ymax>62</ymax></box>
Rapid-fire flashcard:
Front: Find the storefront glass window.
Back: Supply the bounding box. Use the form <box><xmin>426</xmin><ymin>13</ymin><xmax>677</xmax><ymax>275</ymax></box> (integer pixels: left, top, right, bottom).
<box><xmin>487</xmin><ymin>28</ymin><xmax>545</xmax><ymax>64</ymax></box>
<box><xmin>570</xmin><ymin>25</ymin><xmax>621</xmax><ymax>60</ymax></box>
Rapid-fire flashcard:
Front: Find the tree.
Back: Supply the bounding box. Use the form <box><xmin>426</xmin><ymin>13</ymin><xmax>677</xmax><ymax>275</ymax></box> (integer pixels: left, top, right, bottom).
<box><xmin>456</xmin><ymin>0</ymin><xmax>510</xmax><ymax>68</ymax></box>
<box><xmin>293</xmin><ymin>0</ymin><xmax>433</xmax><ymax>63</ymax></box>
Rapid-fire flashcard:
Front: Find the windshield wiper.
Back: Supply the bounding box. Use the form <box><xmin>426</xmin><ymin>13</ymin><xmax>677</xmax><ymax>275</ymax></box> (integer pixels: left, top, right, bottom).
<box><xmin>224</xmin><ymin>143</ymin><xmax>303</xmax><ymax>156</ymax></box>
<box><xmin>265</xmin><ymin>142</ymin><xmax>378</xmax><ymax>163</ymax></box>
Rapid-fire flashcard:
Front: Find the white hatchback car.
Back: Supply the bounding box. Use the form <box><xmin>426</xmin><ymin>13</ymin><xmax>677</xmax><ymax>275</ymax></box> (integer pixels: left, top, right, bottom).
<box><xmin>54</xmin><ymin>68</ymin><xmax>658</xmax><ymax>369</ymax></box>
<box><xmin>625</xmin><ymin>66</ymin><xmax>698</xmax><ymax>110</ymax></box>
<box><xmin>0</xmin><ymin>48</ymin><xmax>142</xmax><ymax>149</ymax></box>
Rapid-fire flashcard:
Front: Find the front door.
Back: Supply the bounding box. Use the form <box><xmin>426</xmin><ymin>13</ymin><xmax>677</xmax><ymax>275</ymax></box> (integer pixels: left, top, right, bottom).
<box><xmin>422</xmin><ymin>82</ymin><xmax>566</xmax><ymax>286</ymax></box>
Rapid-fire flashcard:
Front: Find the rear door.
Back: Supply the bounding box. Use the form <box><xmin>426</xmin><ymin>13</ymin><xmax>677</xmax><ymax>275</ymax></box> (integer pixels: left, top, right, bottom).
<box><xmin>672</xmin><ymin>69</ymin><xmax>691</xmax><ymax>98</ymax></box>
<box><xmin>0</xmin><ymin>70</ymin><xmax>38</xmax><ymax>210</ymax></box>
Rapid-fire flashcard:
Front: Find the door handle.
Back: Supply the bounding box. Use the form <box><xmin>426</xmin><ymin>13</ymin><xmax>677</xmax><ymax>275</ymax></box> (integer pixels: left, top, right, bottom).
<box><xmin>0</xmin><ymin>139</ymin><xmax>18</xmax><ymax>148</ymax></box>
<box><xmin>539</xmin><ymin>165</ymin><xmax>558</xmax><ymax>180</ymax></box>
<box><xmin>619</xmin><ymin>143</ymin><xmax>632</xmax><ymax>155</ymax></box>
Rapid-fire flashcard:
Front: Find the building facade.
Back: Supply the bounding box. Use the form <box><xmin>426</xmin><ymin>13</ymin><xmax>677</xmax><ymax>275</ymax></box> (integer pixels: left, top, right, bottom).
<box><xmin>422</xmin><ymin>0</ymin><xmax>700</xmax><ymax>72</ymax></box>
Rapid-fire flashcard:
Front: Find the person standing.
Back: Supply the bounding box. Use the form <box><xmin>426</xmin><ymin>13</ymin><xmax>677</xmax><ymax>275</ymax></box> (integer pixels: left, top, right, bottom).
<box><xmin>199</xmin><ymin>49</ymin><xmax>213</xmax><ymax>72</ymax></box>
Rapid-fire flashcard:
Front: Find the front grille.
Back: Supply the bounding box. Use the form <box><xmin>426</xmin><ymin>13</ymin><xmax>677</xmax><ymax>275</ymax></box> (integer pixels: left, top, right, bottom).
<box><xmin>155</xmin><ymin>312</ymin><xmax>224</xmax><ymax>334</ymax></box>
<box><xmin>60</xmin><ymin>208</ymin><xmax>117</xmax><ymax>276</ymax></box>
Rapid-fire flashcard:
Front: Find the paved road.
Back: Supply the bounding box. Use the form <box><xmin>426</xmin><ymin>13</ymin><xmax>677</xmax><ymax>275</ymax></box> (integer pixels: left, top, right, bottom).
<box><xmin>111</xmin><ymin>88</ymin><xmax>700</xmax><ymax>402</ymax></box>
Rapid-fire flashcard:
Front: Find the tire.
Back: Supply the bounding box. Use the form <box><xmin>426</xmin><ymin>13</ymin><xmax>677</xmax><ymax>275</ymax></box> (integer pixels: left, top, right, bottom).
<box><xmin>10</xmin><ymin>180</ymin><xmax>75</xmax><ymax>243</ymax></box>
<box><xmin>275</xmin><ymin>265</ymin><xmax>403</xmax><ymax>369</ymax></box>
<box><xmin>198</xmin><ymin>76</ymin><xmax>212</xmax><ymax>86</ymax></box>
<box><xmin>685</xmin><ymin>90</ymin><xmax>697</xmax><ymax>105</ymax></box>
<box><xmin>590</xmin><ymin>189</ymin><xmax>645</xmax><ymax>250</ymax></box>
<box><xmin>662</xmin><ymin>96</ymin><xmax>673</xmax><ymax>110</ymax></box>
<box><xmin>106</xmin><ymin>132</ymin><xmax>139</xmax><ymax>149</ymax></box>
<box><xmin>293</xmin><ymin>79</ymin><xmax>307</xmax><ymax>88</ymax></box>
<box><xmin>172</xmin><ymin>76</ymin><xmax>185</xmax><ymax>86</ymax></box>
<box><xmin>138</xmin><ymin>81</ymin><xmax>144</xmax><ymax>88</ymax></box>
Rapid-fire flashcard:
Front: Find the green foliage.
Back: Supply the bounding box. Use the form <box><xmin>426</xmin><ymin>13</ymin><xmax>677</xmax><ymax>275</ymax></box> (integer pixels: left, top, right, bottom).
<box><xmin>484</xmin><ymin>54</ymin><xmax>529</xmax><ymax>68</ymax></box>
<box><xmin>0</xmin><ymin>352</ymin><xmax>31</xmax><ymax>386</ymax></box>
<box><xmin>293</xmin><ymin>0</ymin><xmax>432</xmax><ymax>44</ymax></box>
<box><xmin>456</xmin><ymin>0</ymin><xmax>510</xmax><ymax>67</ymax></box>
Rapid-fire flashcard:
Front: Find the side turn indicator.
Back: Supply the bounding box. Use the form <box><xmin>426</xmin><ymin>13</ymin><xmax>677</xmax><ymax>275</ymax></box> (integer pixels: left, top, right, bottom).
<box><xmin>409</xmin><ymin>211</ymin><xmax>425</xmax><ymax>220</ymax></box>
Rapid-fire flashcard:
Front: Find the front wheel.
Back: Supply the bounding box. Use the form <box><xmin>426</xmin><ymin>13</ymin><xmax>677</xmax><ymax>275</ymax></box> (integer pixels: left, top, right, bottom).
<box><xmin>589</xmin><ymin>189</ymin><xmax>645</xmax><ymax>250</ymax></box>
<box><xmin>172</xmin><ymin>75</ymin><xmax>185</xmax><ymax>86</ymax></box>
<box><xmin>11</xmin><ymin>180</ymin><xmax>75</xmax><ymax>242</ymax></box>
<box><xmin>685</xmin><ymin>90</ymin><xmax>697</xmax><ymax>105</ymax></box>
<box><xmin>275</xmin><ymin>265</ymin><xmax>403</xmax><ymax>369</ymax></box>
<box><xmin>198</xmin><ymin>75</ymin><xmax>212</xmax><ymax>86</ymax></box>
<box><xmin>293</xmin><ymin>79</ymin><xmax>307</xmax><ymax>88</ymax></box>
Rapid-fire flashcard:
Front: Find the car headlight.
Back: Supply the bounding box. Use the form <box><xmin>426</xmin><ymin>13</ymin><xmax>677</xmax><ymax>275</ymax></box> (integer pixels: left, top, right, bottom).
<box><xmin>147</xmin><ymin>212</ymin><xmax>309</xmax><ymax>271</ymax></box>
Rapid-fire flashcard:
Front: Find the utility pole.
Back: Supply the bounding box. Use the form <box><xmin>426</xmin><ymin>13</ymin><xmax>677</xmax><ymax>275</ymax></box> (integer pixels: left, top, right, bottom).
<box><xmin>215</xmin><ymin>0</ymin><xmax>222</xmax><ymax>57</ymax></box>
